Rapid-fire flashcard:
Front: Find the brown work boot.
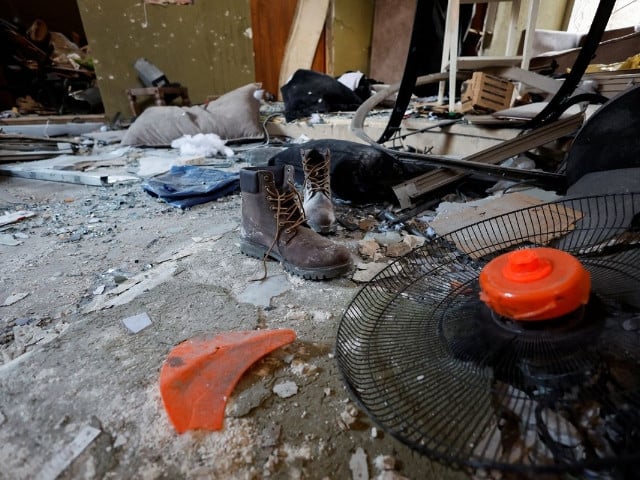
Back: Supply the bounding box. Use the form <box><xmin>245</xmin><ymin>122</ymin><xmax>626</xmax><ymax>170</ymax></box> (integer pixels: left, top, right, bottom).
<box><xmin>301</xmin><ymin>149</ymin><xmax>337</xmax><ymax>234</ymax></box>
<box><xmin>239</xmin><ymin>165</ymin><xmax>353</xmax><ymax>280</ymax></box>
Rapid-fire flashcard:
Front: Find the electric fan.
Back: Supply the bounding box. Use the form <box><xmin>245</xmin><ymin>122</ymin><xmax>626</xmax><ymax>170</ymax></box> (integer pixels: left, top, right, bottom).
<box><xmin>336</xmin><ymin>193</ymin><xmax>640</xmax><ymax>476</ymax></box>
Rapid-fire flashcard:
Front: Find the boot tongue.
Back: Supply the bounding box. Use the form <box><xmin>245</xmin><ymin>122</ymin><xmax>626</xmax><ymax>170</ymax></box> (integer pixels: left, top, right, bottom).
<box><xmin>304</xmin><ymin>150</ymin><xmax>329</xmax><ymax>193</ymax></box>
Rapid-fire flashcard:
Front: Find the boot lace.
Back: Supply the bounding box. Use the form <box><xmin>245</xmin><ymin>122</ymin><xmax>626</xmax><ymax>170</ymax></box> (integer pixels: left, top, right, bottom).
<box><xmin>303</xmin><ymin>158</ymin><xmax>331</xmax><ymax>197</ymax></box>
<box><xmin>252</xmin><ymin>180</ymin><xmax>307</xmax><ymax>281</ymax></box>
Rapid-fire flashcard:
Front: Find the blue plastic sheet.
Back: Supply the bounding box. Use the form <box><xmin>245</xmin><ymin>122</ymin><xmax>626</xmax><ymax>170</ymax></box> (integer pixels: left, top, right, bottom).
<box><xmin>142</xmin><ymin>165</ymin><xmax>240</xmax><ymax>209</ymax></box>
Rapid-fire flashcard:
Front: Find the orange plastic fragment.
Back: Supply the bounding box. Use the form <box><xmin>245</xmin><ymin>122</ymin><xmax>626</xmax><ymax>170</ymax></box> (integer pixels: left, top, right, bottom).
<box><xmin>159</xmin><ymin>329</ymin><xmax>296</xmax><ymax>433</ymax></box>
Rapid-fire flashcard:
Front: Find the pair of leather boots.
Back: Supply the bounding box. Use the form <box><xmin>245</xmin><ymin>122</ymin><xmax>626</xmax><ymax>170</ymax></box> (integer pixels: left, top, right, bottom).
<box><xmin>240</xmin><ymin>149</ymin><xmax>352</xmax><ymax>280</ymax></box>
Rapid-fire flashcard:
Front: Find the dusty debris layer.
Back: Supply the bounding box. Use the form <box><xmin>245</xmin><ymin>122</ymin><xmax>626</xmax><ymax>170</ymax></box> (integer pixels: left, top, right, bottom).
<box><xmin>0</xmin><ymin>175</ymin><xmax>477</xmax><ymax>479</ymax></box>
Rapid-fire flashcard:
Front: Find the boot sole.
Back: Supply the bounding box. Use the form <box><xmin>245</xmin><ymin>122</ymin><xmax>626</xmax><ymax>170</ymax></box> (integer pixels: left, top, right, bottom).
<box><xmin>240</xmin><ymin>239</ymin><xmax>352</xmax><ymax>280</ymax></box>
<box><xmin>308</xmin><ymin>222</ymin><xmax>337</xmax><ymax>235</ymax></box>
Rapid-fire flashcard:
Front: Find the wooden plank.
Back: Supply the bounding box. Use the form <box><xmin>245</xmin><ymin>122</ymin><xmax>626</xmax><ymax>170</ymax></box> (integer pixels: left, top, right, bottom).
<box><xmin>491</xmin><ymin>66</ymin><xmax>562</xmax><ymax>95</ymax></box>
<box><xmin>446</xmin><ymin>55</ymin><xmax>524</xmax><ymax>70</ymax></box>
<box><xmin>392</xmin><ymin>113</ymin><xmax>584</xmax><ymax>208</ymax></box>
<box><xmin>278</xmin><ymin>0</ymin><xmax>330</xmax><ymax>100</ymax></box>
<box><xmin>0</xmin><ymin>152</ymin><xmax>72</xmax><ymax>163</ymax></box>
<box><xmin>0</xmin><ymin>167</ymin><xmax>110</xmax><ymax>186</ymax></box>
<box><xmin>251</xmin><ymin>0</ymin><xmax>326</xmax><ymax>99</ymax></box>
<box><xmin>585</xmin><ymin>69</ymin><xmax>640</xmax><ymax>97</ymax></box>
<box><xmin>0</xmin><ymin>114</ymin><xmax>106</xmax><ymax>126</ymax></box>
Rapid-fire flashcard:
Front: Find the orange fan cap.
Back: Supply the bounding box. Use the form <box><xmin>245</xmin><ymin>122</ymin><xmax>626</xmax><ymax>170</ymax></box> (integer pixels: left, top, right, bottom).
<box><xmin>479</xmin><ymin>247</ymin><xmax>591</xmax><ymax>321</ymax></box>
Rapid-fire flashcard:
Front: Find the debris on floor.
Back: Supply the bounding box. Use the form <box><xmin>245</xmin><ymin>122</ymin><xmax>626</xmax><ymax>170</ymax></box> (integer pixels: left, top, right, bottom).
<box><xmin>121</xmin><ymin>312</ymin><xmax>152</xmax><ymax>334</ymax></box>
<box><xmin>38</xmin><ymin>425</ymin><xmax>102</xmax><ymax>480</ymax></box>
<box><xmin>0</xmin><ymin>210</ymin><xmax>36</xmax><ymax>227</ymax></box>
<box><xmin>1</xmin><ymin>11</ymin><xmax>638</xmax><ymax>474</ymax></box>
<box><xmin>2</xmin><ymin>292</ymin><xmax>29</xmax><ymax>306</ymax></box>
<box><xmin>226</xmin><ymin>381</ymin><xmax>271</xmax><ymax>418</ymax></box>
<box><xmin>352</xmin><ymin>261</ymin><xmax>392</xmax><ymax>283</ymax></box>
<box><xmin>0</xmin><ymin>234</ymin><xmax>22</xmax><ymax>246</ymax></box>
<box><xmin>272</xmin><ymin>380</ymin><xmax>299</xmax><ymax>399</ymax></box>
<box><xmin>349</xmin><ymin>447</ymin><xmax>369</xmax><ymax>480</ymax></box>
<box><xmin>0</xmin><ymin>17</ymin><xmax>100</xmax><ymax>116</ymax></box>
<box><xmin>236</xmin><ymin>274</ymin><xmax>292</xmax><ymax>308</ymax></box>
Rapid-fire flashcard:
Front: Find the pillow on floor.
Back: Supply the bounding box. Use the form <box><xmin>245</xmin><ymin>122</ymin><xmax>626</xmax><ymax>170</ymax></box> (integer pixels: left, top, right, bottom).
<box><xmin>121</xmin><ymin>83</ymin><xmax>264</xmax><ymax>146</ymax></box>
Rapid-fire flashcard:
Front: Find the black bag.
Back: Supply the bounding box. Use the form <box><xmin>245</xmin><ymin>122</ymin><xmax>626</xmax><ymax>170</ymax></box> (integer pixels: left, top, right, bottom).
<box><xmin>269</xmin><ymin>139</ymin><xmax>433</xmax><ymax>204</ymax></box>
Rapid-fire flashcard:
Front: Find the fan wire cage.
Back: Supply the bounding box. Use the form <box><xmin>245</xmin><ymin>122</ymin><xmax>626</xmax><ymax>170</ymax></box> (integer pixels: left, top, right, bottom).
<box><xmin>336</xmin><ymin>193</ymin><xmax>640</xmax><ymax>476</ymax></box>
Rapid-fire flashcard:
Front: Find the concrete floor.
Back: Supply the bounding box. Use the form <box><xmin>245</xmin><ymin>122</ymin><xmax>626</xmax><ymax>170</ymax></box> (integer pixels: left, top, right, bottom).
<box><xmin>0</xmin><ymin>165</ymin><xmax>476</xmax><ymax>480</ymax></box>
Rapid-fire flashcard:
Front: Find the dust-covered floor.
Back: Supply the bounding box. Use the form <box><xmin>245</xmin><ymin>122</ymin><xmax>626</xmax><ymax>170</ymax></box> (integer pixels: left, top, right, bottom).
<box><xmin>0</xmin><ymin>174</ymin><xmax>471</xmax><ymax>480</ymax></box>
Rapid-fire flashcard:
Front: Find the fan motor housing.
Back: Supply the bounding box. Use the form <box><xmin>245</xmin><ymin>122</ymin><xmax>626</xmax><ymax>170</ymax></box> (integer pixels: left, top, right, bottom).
<box><xmin>479</xmin><ymin>247</ymin><xmax>591</xmax><ymax>321</ymax></box>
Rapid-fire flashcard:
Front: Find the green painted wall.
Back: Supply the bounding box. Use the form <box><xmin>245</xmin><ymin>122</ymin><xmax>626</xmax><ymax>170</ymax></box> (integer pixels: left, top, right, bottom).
<box><xmin>331</xmin><ymin>0</ymin><xmax>375</xmax><ymax>76</ymax></box>
<box><xmin>76</xmin><ymin>0</ymin><xmax>255</xmax><ymax>119</ymax></box>
<box><xmin>485</xmin><ymin>0</ymin><xmax>570</xmax><ymax>56</ymax></box>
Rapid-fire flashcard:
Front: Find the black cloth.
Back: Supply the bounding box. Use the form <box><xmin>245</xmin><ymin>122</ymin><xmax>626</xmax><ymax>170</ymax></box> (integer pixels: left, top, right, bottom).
<box><xmin>280</xmin><ymin>69</ymin><xmax>366</xmax><ymax>122</ymax></box>
<box><xmin>269</xmin><ymin>139</ymin><xmax>434</xmax><ymax>204</ymax></box>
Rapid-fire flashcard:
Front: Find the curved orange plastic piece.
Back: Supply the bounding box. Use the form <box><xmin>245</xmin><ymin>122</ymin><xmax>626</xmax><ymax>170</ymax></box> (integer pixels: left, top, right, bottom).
<box><xmin>479</xmin><ymin>247</ymin><xmax>591</xmax><ymax>321</ymax></box>
<box><xmin>159</xmin><ymin>329</ymin><xmax>296</xmax><ymax>433</ymax></box>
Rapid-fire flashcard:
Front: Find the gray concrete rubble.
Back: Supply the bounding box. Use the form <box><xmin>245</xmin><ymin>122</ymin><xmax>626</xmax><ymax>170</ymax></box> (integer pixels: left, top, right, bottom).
<box><xmin>0</xmin><ymin>145</ymin><xmax>480</xmax><ymax>479</ymax></box>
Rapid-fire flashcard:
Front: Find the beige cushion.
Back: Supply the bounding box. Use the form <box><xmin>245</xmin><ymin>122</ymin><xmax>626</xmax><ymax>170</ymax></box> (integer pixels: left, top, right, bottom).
<box><xmin>121</xmin><ymin>83</ymin><xmax>264</xmax><ymax>146</ymax></box>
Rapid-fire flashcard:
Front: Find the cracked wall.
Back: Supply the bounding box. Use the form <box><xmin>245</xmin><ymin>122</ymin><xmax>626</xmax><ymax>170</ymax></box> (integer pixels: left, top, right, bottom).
<box><xmin>77</xmin><ymin>0</ymin><xmax>255</xmax><ymax>119</ymax></box>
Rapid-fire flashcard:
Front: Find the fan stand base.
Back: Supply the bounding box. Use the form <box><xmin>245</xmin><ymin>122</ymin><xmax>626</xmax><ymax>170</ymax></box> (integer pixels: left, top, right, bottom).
<box><xmin>487</xmin><ymin>305</ymin><xmax>586</xmax><ymax>335</ymax></box>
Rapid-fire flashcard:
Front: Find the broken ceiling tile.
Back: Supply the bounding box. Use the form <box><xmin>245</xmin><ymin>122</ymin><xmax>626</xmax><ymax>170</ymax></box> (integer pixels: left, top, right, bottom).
<box><xmin>358</xmin><ymin>239</ymin><xmax>380</xmax><ymax>259</ymax></box>
<box><xmin>352</xmin><ymin>262</ymin><xmax>391</xmax><ymax>283</ymax></box>
<box><xmin>339</xmin><ymin>404</ymin><xmax>360</xmax><ymax>430</ymax></box>
<box><xmin>92</xmin><ymin>285</ymin><xmax>106</xmax><ymax>295</ymax></box>
<box><xmin>38</xmin><ymin>425</ymin><xmax>101</xmax><ymax>480</ymax></box>
<box><xmin>385</xmin><ymin>242</ymin><xmax>412</xmax><ymax>258</ymax></box>
<box><xmin>373</xmin><ymin>455</ymin><xmax>396</xmax><ymax>471</ymax></box>
<box><xmin>376</xmin><ymin>470</ymin><xmax>410</xmax><ymax>480</ymax></box>
<box><xmin>2</xmin><ymin>292</ymin><xmax>29</xmax><ymax>306</ymax></box>
<box><xmin>0</xmin><ymin>234</ymin><xmax>21</xmax><ymax>246</ymax></box>
<box><xmin>358</xmin><ymin>217</ymin><xmax>378</xmax><ymax>231</ymax></box>
<box><xmin>121</xmin><ymin>312</ymin><xmax>152</xmax><ymax>333</ymax></box>
<box><xmin>290</xmin><ymin>360</ymin><xmax>318</xmax><ymax>377</ymax></box>
<box><xmin>349</xmin><ymin>447</ymin><xmax>369</xmax><ymax>480</ymax></box>
<box><xmin>226</xmin><ymin>381</ymin><xmax>270</xmax><ymax>418</ymax></box>
<box><xmin>402</xmin><ymin>234</ymin><xmax>425</xmax><ymax>250</ymax></box>
<box><xmin>236</xmin><ymin>274</ymin><xmax>291</xmax><ymax>308</ymax></box>
<box><xmin>0</xmin><ymin>210</ymin><xmax>36</xmax><ymax>227</ymax></box>
<box><xmin>364</xmin><ymin>231</ymin><xmax>402</xmax><ymax>246</ymax></box>
<box><xmin>258</xmin><ymin>424</ymin><xmax>281</xmax><ymax>449</ymax></box>
<box><xmin>272</xmin><ymin>380</ymin><xmax>298</xmax><ymax>398</ymax></box>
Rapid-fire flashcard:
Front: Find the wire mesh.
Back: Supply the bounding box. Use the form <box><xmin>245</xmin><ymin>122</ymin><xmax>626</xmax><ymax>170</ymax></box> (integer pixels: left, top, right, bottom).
<box><xmin>336</xmin><ymin>193</ymin><xmax>640</xmax><ymax>475</ymax></box>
